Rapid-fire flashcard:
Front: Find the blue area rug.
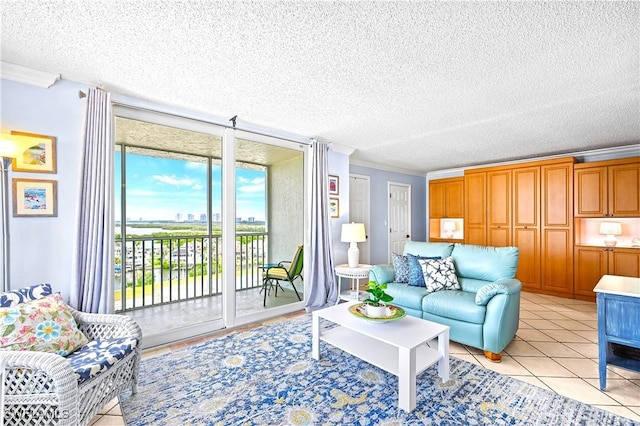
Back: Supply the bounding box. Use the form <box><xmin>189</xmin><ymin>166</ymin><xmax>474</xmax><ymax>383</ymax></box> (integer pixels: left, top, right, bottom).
<box><xmin>119</xmin><ymin>314</ymin><xmax>636</xmax><ymax>425</ymax></box>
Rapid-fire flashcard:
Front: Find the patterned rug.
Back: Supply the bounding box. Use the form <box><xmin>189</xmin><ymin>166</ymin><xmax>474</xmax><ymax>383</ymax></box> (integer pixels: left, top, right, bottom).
<box><xmin>119</xmin><ymin>314</ymin><xmax>635</xmax><ymax>425</ymax></box>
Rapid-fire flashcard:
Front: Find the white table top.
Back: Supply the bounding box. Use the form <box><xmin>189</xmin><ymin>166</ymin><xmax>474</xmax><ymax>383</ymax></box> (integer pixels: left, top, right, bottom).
<box><xmin>335</xmin><ymin>264</ymin><xmax>372</xmax><ymax>278</ymax></box>
<box><xmin>593</xmin><ymin>275</ymin><xmax>640</xmax><ymax>298</ymax></box>
<box><xmin>313</xmin><ymin>301</ymin><xmax>449</xmax><ymax>349</ymax></box>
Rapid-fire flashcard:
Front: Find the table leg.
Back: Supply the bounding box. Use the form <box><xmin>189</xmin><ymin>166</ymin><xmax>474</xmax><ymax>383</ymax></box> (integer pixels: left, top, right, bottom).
<box><xmin>312</xmin><ymin>313</ymin><xmax>320</xmax><ymax>360</ymax></box>
<box><xmin>398</xmin><ymin>346</ymin><xmax>416</xmax><ymax>411</ymax></box>
<box><xmin>437</xmin><ymin>329</ymin><xmax>450</xmax><ymax>383</ymax></box>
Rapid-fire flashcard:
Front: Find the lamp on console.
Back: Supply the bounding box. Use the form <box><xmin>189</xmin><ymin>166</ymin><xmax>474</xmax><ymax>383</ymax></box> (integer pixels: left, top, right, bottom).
<box><xmin>599</xmin><ymin>221</ymin><xmax>622</xmax><ymax>247</ymax></box>
<box><xmin>0</xmin><ymin>133</ymin><xmax>34</xmax><ymax>292</ymax></box>
<box><xmin>341</xmin><ymin>222</ymin><xmax>366</xmax><ymax>268</ymax></box>
<box><xmin>442</xmin><ymin>220</ymin><xmax>456</xmax><ymax>239</ymax></box>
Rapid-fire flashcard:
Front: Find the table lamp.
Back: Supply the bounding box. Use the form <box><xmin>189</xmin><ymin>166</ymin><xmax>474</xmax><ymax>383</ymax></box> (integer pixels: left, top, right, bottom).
<box><xmin>599</xmin><ymin>221</ymin><xmax>622</xmax><ymax>247</ymax></box>
<box><xmin>442</xmin><ymin>220</ymin><xmax>456</xmax><ymax>239</ymax></box>
<box><xmin>341</xmin><ymin>222</ymin><xmax>366</xmax><ymax>267</ymax></box>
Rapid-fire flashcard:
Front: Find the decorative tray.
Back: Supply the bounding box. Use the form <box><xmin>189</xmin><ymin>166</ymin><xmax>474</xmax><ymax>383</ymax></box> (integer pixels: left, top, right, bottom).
<box><xmin>348</xmin><ymin>303</ymin><xmax>407</xmax><ymax>323</ymax></box>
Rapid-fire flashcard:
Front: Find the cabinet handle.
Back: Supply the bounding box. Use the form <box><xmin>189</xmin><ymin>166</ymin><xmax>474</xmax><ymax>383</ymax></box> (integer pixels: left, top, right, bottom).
<box><xmin>524</xmin><ymin>225</ymin><xmax>528</xmax><ymax>229</ymax></box>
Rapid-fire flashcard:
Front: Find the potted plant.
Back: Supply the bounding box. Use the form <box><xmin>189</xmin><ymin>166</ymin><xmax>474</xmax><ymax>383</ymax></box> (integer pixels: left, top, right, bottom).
<box><xmin>362</xmin><ymin>280</ymin><xmax>394</xmax><ymax>317</ymax></box>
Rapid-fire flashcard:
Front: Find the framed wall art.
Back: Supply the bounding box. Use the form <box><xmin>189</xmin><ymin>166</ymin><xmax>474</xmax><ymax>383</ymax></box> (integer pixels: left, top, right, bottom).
<box><xmin>329</xmin><ymin>197</ymin><xmax>340</xmax><ymax>218</ymax></box>
<box><xmin>12</xmin><ymin>178</ymin><xmax>58</xmax><ymax>217</ymax></box>
<box><xmin>10</xmin><ymin>131</ymin><xmax>57</xmax><ymax>173</ymax></box>
<box><xmin>328</xmin><ymin>175</ymin><xmax>339</xmax><ymax>195</ymax></box>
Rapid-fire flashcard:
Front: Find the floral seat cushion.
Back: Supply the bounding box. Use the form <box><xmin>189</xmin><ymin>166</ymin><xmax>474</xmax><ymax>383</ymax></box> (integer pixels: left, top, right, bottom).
<box><xmin>66</xmin><ymin>337</ymin><xmax>138</xmax><ymax>386</ymax></box>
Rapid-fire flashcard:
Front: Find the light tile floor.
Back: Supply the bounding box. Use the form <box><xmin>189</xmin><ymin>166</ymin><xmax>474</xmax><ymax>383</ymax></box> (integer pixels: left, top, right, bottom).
<box><xmin>89</xmin><ymin>292</ymin><xmax>640</xmax><ymax>425</ymax></box>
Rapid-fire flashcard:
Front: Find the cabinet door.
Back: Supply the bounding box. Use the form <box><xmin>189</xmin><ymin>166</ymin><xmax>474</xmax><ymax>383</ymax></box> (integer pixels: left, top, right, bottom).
<box><xmin>429</xmin><ymin>181</ymin><xmax>446</xmax><ymax>218</ymax></box>
<box><xmin>609</xmin><ymin>248</ymin><xmax>640</xmax><ymax>277</ymax></box>
<box><xmin>574</xmin><ymin>167</ymin><xmax>606</xmax><ymax>217</ymax></box>
<box><xmin>609</xmin><ymin>163</ymin><xmax>640</xmax><ymax>217</ymax></box>
<box><xmin>542</xmin><ymin>163</ymin><xmax>573</xmax><ymax>227</ymax></box>
<box><xmin>445</xmin><ymin>179</ymin><xmax>465</xmax><ymax>218</ymax></box>
<box><xmin>513</xmin><ymin>166</ymin><xmax>539</xmax><ymax>227</ymax></box>
<box><xmin>541</xmin><ymin>228</ymin><xmax>573</xmax><ymax>294</ymax></box>
<box><xmin>487</xmin><ymin>169</ymin><xmax>511</xmax><ymax>247</ymax></box>
<box><xmin>464</xmin><ymin>172</ymin><xmax>486</xmax><ymax>245</ymax></box>
<box><xmin>514</xmin><ymin>227</ymin><xmax>540</xmax><ymax>290</ymax></box>
<box><xmin>574</xmin><ymin>246</ymin><xmax>607</xmax><ymax>297</ymax></box>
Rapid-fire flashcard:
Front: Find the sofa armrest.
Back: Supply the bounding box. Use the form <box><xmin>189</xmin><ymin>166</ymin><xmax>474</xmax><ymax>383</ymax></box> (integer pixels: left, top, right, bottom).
<box><xmin>475</xmin><ymin>279</ymin><xmax>522</xmax><ymax>306</ymax></box>
<box><xmin>70</xmin><ymin>309</ymin><xmax>142</xmax><ymax>344</ymax></box>
<box><xmin>1</xmin><ymin>351</ymin><xmax>80</xmax><ymax>425</ymax></box>
<box><xmin>369</xmin><ymin>264</ymin><xmax>395</xmax><ymax>284</ymax></box>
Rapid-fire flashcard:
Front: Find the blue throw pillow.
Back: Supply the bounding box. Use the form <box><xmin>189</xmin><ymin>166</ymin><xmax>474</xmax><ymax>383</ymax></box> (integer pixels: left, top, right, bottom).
<box><xmin>407</xmin><ymin>254</ymin><xmax>441</xmax><ymax>287</ymax></box>
<box><xmin>391</xmin><ymin>252</ymin><xmax>410</xmax><ymax>283</ymax></box>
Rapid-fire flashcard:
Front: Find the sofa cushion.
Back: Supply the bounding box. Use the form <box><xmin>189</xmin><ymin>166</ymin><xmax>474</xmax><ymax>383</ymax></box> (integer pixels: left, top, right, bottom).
<box><xmin>0</xmin><ymin>293</ymin><xmax>89</xmax><ymax>356</ymax></box>
<box><xmin>419</xmin><ymin>256</ymin><xmax>461</xmax><ymax>293</ymax></box>
<box><xmin>384</xmin><ymin>283</ymin><xmax>429</xmax><ymax>311</ymax></box>
<box><xmin>422</xmin><ymin>291</ymin><xmax>486</xmax><ymax>324</ymax></box>
<box><xmin>407</xmin><ymin>254</ymin><xmax>440</xmax><ymax>287</ymax></box>
<box><xmin>0</xmin><ymin>283</ymin><xmax>53</xmax><ymax>307</ymax></box>
<box><xmin>67</xmin><ymin>337</ymin><xmax>138</xmax><ymax>386</ymax></box>
<box><xmin>451</xmin><ymin>244</ymin><xmax>518</xmax><ymax>281</ymax></box>
<box><xmin>391</xmin><ymin>252</ymin><xmax>410</xmax><ymax>283</ymax></box>
<box><xmin>402</xmin><ymin>241</ymin><xmax>454</xmax><ymax>258</ymax></box>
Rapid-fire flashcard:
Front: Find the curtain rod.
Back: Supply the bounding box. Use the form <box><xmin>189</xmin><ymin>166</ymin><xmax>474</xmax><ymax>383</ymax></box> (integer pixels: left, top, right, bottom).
<box><xmin>79</xmin><ymin>90</ymin><xmax>311</xmax><ymax>145</ymax></box>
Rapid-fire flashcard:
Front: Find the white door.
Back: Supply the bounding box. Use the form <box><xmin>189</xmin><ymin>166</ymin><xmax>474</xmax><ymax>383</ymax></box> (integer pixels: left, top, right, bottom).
<box><xmin>349</xmin><ymin>174</ymin><xmax>370</xmax><ymax>264</ymax></box>
<box><xmin>388</xmin><ymin>182</ymin><xmax>411</xmax><ymax>261</ymax></box>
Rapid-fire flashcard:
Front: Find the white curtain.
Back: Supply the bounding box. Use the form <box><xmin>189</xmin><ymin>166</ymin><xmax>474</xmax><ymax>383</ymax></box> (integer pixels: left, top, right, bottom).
<box><xmin>70</xmin><ymin>89</ymin><xmax>115</xmax><ymax>314</ymax></box>
<box><xmin>304</xmin><ymin>140</ymin><xmax>337</xmax><ymax>312</ymax></box>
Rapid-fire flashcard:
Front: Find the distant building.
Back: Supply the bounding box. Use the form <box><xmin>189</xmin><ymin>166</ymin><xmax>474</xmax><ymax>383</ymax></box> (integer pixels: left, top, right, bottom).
<box><xmin>248</xmin><ymin>217</ymin><xmax>255</xmax><ymax>223</ymax></box>
<box><xmin>200</xmin><ymin>213</ymin><xmax>207</xmax><ymax>222</ymax></box>
<box><xmin>175</xmin><ymin>213</ymin><xmax>182</xmax><ymax>222</ymax></box>
<box><xmin>236</xmin><ymin>217</ymin><xmax>242</xmax><ymax>223</ymax></box>
<box><xmin>213</xmin><ymin>213</ymin><xmax>221</xmax><ymax>222</ymax></box>
<box><xmin>187</xmin><ymin>213</ymin><xmax>194</xmax><ymax>222</ymax></box>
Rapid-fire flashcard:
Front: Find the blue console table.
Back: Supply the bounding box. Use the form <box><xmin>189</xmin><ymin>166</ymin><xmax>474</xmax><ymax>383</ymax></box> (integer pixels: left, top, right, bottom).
<box><xmin>594</xmin><ymin>275</ymin><xmax>640</xmax><ymax>391</ymax></box>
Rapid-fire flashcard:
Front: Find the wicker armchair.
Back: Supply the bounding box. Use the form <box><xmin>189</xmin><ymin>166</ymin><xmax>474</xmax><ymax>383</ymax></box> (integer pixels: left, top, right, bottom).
<box><xmin>1</xmin><ymin>293</ymin><xmax>142</xmax><ymax>426</ymax></box>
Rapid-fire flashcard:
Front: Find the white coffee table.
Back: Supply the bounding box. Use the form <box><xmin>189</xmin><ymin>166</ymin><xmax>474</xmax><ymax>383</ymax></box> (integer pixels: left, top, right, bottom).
<box><xmin>312</xmin><ymin>302</ymin><xmax>450</xmax><ymax>412</ymax></box>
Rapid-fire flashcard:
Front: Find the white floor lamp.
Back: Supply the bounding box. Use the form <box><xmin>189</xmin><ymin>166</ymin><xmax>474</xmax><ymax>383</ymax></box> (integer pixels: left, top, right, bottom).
<box><xmin>0</xmin><ymin>134</ymin><xmax>33</xmax><ymax>292</ymax></box>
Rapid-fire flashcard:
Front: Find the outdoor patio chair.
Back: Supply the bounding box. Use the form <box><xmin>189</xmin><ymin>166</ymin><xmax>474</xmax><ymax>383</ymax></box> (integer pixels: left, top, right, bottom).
<box><xmin>1</xmin><ymin>284</ymin><xmax>142</xmax><ymax>426</ymax></box>
<box><xmin>262</xmin><ymin>245</ymin><xmax>303</xmax><ymax>306</ymax></box>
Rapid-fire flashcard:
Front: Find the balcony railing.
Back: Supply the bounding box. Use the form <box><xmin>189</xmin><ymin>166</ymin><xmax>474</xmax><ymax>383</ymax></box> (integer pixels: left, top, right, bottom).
<box><xmin>115</xmin><ymin>232</ymin><xmax>268</xmax><ymax>312</ymax></box>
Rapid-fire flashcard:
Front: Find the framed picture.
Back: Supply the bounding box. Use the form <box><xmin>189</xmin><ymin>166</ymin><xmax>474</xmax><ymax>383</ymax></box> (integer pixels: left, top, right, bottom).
<box><xmin>328</xmin><ymin>175</ymin><xmax>339</xmax><ymax>195</ymax></box>
<box><xmin>329</xmin><ymin>197</ymin><xmax>340</xmax><ymax>218</ymax></box>
<box><xmin>11</xmin><ymin>131</ymin><xmax>57</xmax><ymax>173</ymax></box>
<box><xmin>12</xmin><ymin>178</ymin><xmax>58</xmax><ymax>217</ymax></box>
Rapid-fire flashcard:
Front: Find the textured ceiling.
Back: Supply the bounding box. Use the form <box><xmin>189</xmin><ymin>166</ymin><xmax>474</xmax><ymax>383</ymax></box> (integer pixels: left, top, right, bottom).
<box><xmin>1</xmin><ymin>1</ymin><xmax>639</xmax><ymax>174</ymax></box>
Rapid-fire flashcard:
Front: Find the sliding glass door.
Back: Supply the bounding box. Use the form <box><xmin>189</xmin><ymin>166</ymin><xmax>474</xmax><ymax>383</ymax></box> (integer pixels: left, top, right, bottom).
<box><xmin>113</xmin><ymin>106</ymin><xmax>307</xmax><ymax>345</ymax></box>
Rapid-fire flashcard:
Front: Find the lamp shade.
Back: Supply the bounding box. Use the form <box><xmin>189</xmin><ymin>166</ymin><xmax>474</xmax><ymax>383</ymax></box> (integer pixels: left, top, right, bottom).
<box><xmin>0</xmin><ymin>134</ymin><xmax>35</xmax><ymax>158</ymax></box>
<box><xmin>442</xmin><ymin>220</ymin><xmax>456</xmax><ymax>232</ymax></box>
<box><xmin>599</xmin><ymin>222</ymin><xmax>622</xmax><ymax>236</ymax></box>
<box><xmin>341</xmin><ymin>222</ymin><xmax>366</xmax><ymax>243</ymax></box>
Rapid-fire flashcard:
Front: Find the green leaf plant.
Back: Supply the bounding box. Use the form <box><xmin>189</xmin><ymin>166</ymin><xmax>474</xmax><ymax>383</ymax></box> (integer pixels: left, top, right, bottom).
<box><xmin>363</xmin><ymin>280</ymin><xmax>394</xmax><ymax>307</ymax></box>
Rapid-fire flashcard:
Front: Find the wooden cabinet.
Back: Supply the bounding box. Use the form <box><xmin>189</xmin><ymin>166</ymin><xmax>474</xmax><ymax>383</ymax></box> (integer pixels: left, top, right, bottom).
<box><xmin>429</xmin><ymin>177</ymin><xmax>464</xmax><ymax>242</ymax></box>
<box><xmin>464</xmin><ymin>158</ymin><xmax>574</xmax><ymax>295</ymax></box>
<box><xmin>575</xmin><ymin>158</ymin><xmax>640</xmax><ymax>217</ymax></box>
<box><xmin>575</xmin><ymin>246</ymin><xmax>640</xmax><ymax>298</ymax></box>
<box><xmin>429</xmin><ymin>177</ymin><xmax>464</xmax><ymax>218</ymax></box>
<box><xmin>464</xmin><ymin>172</ymin><xmax>486</xmax><ymax>246</ymax></box>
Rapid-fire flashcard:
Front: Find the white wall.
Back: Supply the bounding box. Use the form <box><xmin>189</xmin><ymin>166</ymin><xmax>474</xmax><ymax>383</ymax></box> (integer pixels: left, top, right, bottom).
<box><xmin>1</xmin><ymin>78</ymin><xmax>88</xmax><ymax>301</ymax></box>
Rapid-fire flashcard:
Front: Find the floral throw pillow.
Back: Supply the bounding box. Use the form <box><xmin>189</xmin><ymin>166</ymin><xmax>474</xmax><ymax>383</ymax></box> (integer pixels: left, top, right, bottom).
<box><xmin>0</xmin><ymin>293</ymin><xmax>89</xmax><ymax>356</ymax></box>
<box><xmin>418</xmin><ymin>256</ymin><xmax>461</xmax><ymax>293</ymax></box>
<box><xmin>391</xmin><ymin>252</ymin><xmax>410</xmax><ymax>283</ymax></box>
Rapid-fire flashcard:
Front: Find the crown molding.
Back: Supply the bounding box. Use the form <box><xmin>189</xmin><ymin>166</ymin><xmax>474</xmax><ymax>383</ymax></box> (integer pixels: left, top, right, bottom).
<box><xmin>328</xmin><ymin>142</ymin><xmax>355</xmax><ymax>156</ymax></box>
<box><xmin>1</xmin><ymin>61</ymin><xmax>60</xmax><ymax>88</ymax></box>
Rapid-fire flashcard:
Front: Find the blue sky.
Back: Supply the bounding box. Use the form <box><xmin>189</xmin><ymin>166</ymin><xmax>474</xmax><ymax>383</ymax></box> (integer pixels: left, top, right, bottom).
<box><xmin>115</xmin><ymin>152</ymin><xmax>265</xmax><ymax>222</ymax></box>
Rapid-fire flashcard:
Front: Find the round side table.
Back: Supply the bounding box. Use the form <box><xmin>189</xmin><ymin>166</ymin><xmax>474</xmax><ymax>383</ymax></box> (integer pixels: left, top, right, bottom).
<box><xmin>335</xmin><ymin>264</ymin><xmax>372</xmax><ymax>304</ymax></box>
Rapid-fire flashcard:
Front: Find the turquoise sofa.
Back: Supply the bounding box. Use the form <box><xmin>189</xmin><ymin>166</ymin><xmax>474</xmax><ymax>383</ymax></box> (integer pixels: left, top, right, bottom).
<box><xmin>369</xmin><ymin>241</ymin><xmax>521</xmax><ymax>361</ymax></box>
